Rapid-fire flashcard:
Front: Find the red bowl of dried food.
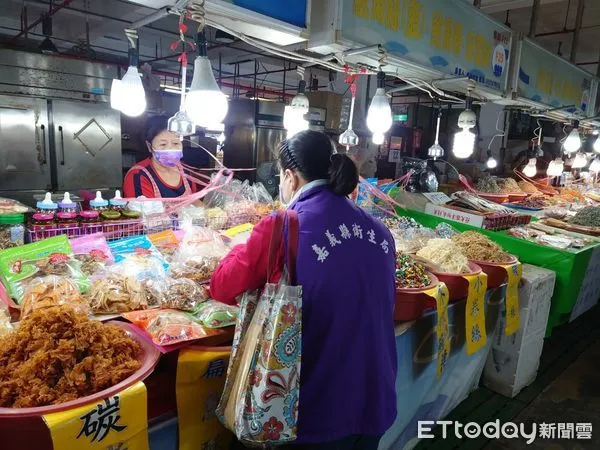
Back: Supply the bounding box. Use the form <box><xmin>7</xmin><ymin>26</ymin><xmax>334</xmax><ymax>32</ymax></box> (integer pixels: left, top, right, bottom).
<box><xmin>394</xmin><ymin>273</ymin><xmax>439</xmax><ymax>321</ymax></box>
<box><xmin>470</xmin><ymin>255</ymin><xmax>518</xmax><ymax>289</ymax></box>
<box><xmin>431</xmin><ymin>262</ymin><xmax>482</xmax><ymax>301</ymax></box>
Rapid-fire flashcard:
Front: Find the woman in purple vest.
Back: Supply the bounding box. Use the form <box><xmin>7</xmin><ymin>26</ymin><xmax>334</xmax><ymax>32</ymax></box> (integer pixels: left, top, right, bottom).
<box><xmin>211</xmin><ymin>130</ymin><xmax>398</xmax><ymax>449</ymax></box>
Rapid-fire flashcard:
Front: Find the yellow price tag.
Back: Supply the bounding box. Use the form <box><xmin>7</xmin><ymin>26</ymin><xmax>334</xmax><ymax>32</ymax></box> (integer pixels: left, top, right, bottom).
<box><xmin>463</xmin><ymin>272</ymin><xmax>488</xmax><ymax>355</ymax></box>
<box><xmin>422</xmin><ymin>283</ymin><xmax>450</xmax><ymax>379</ymax></box>
<box><xmin>176</xmin><ymin>347</ymin><xmax>233</xmax><ymax>450</ymax></box>
<box><xmin>43</xmin><ymin>381</ymin><xmax>149</xmax><ymax>450</ymax></box>
<box><xmin>222</xmin><ymin>223</ymin><xmax>253</xmax><ymax>238</ymax></box>
<box><xmin>501</xmin><ymin>263</ymin><xmax>522</xmax><ymax>336</ymax></box>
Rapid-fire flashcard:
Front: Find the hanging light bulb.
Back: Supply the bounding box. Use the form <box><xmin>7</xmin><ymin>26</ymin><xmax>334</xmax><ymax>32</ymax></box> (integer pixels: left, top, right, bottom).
<box><xmin>110</xmin><ymin>29</ymin><xmax>146</xmax><ymax>117</ymax></box>
<box><xmin>563</xmin><ymin>123</ymin><xmax>581</xmax><ymax>154</ymax></box>
<box><xmin>428</xmin><ymin>108</ymin><xmax>445</xmax><ymax>160</ymax></box>
<box><xmin>589</xmin><ymin>158</ymin><xmax>600</xmax><ymax>173</ymax></box>
<box><xmin>571</xmin><ymin>152</ymin><xmax>587</xmax><ymax>169</ymax></box>
<box><xmin>547</xmin><ymin>158</ymin><xmax>564</xmax><ymax>177</ymax></box>
<box><xmin>372</xmin><ymin>133</ymin><xmax>384</xmax><ymax>145</ymax></box>
<box><xmin>185</xmin><ymin>31</ymin><xmax>228</xmax><ymax>127</ymax></box>
<box><xmin>453</xmin><ymin>129</ymin><xmax>476</xmax><ymax>159</ymax></box>
<box><xmin>486</xmin><ymin>154</ymin><xmax>498</xmax><ymax>169</ymax></box>
<box><xmin>366</xmin><ymin>71</ymin><xmax>392</xmax><ymax>136</ymax></box>
<box><xmin>594</xmin><ymin>135</ymin><xmax>600</xmax><ymax>153</ymax></box>
<box><xmin>284</xmin><ymin>70</ymin><xmax>309</xmax><ymax>138</ymax></box>
<box><xmin>523</xmin><ymin>158</ymin><xmax>537</xmax><ymax>177</ymax></box>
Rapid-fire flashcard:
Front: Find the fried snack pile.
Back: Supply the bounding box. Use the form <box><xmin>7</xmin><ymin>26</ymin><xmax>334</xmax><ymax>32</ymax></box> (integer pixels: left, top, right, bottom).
<box><xmin>21</xmin><ymin>276</ymin><xmax>89</xmax><ymax>318</ymax></box>
<box><xmin>86</xmin><ymin>274</ymin><xmax>147</xmax><ymax>313</ymax></box>
<box><xmin>452</xmin><ymin>231</ymin><xmax>512</xmax><ymax>263</ymax></box>
<box><xmin>416</xmin><ymin>238</ymin><xmax>471</xmax><ymax>273</ymax></box>
<box><xmin>147</xmin><ymin>278</ymin><xmax>208</xmax><ymax>311</ymax></box>
<box><xmin>170</xmin><ymin>256</ymin><xmax>221</xmax><ymax>284</ymax></box>
<box><xmin>0</xmin><ymin>306</ymin><xmax>141</xmax><ymax>408</ymax></box>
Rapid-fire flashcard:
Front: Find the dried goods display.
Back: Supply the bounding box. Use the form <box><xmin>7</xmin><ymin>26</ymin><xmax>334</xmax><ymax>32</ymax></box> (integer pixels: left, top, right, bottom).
<box><xmin>395</xmin><ymin>253</ymin><xmax>431</xmax><ymax>288</ymax></box>
<box><xmin>70</xmin><ymin>233</ymin><xmax>114</xmax><ymax>276</ymax></box>
<box><xmin>187</xmin><ymin>300</ymin><xmax>238</xmax><ymax>328</ymax></box>
<box><xmin>147</xmin><ymin>278</ymin><xmax>208</xmax><ymax>311</ymax></box>
<box><xmin>570</xmin><ymin>206</ymin><xmax>600</xmax><ymax>227</ymax></box>
<box><xmin>170</xmin><ymin>227</ymin><xmax>228</xmax><ymax>283</ymax></box>
<box><xmin>124</xmin><ymin>309</ymin><xmax>220</xmax><ymax>346</ymax></box>
<box><xmin>205</xmin><ymin>207</ymin><xmax>228</xmax><ymax>230</ymax></box>
<box><xmin>147</xmin><ymin>230</ymin><xmax>180</xmax><ymax>263</ymax></box>
<box><xmin>0</xmin><ymin>198</ymin><xmax>29</xmax><ymax>214</ymax></box>
<box><xmin>416</xmin><ymin>238</ymin><xmax>471</xmax><ymax>273</ymax></box>
<box><xmin>21</xmin><ymin>276</ymin><xmax>90</xmax><ymax>318</ymax></box>
<box><xmin>86</xmin><ymin>274</ymin><xmax>148</xmax><ymax>313</ymax></box>
<box><xmin>108</xmin><ymin>235</ymin><xmax>168</xmax><ymax>270</ymax></box>
<box><xmin>498</xmin><ymin>178</ymin><xmax>522</xmax><ymax>193</ymax></box>
<box><xmin>171</xmin><ymin>256</ymin><xmax>221</xmax><ymax>284</ymax></box>
<box><xmin>518</xmin><ymin>180</ymin><xmax>539</xmax><ymax>194</ymax></box>
<box><xmin>476</xmin><ymin>177</ymin><xmax>502</xmax><ymax>193</ymax></box>
<box><xmin>392</xmin><ymin>227</ymin><xmax>436</xmax><ymax>254</ymax></box>
<box><xmin>452</xmin><ymin>231</ymin><xmax>512</xmax><ymax>263</ymax></box>
<box><xmin>0</xmin><ymin>305</ymin><xmax>141</xmax><ymax>408</ymax></box>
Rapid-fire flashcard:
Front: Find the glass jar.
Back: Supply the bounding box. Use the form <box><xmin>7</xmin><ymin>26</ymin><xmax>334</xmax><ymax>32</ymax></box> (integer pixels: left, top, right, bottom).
<box><xmin>56</xmin><ymin>211</ymin><xmax>79</xmax><ymax>237</ymax></box>
<box><xmin>101</xmin><ymin>209</ymin><xmax>122</xmax><ymax>235</ymax></box>
<box><xmin>79</xmin><ymin>210</ymin><xmax>102</xmax><ymax>235</ymax></box>
<box><xmin>29</xmin><ymin>212</ymin><xmax>56</xmax><ymax>241</ymax></box>
<box><xmin>0</xmin><ymin>214</ymin><xmax>25</xmax><ymax>249</ymax></box>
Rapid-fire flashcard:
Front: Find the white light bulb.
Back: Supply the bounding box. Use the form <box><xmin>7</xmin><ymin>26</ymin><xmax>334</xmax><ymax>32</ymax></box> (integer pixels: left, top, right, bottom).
<box><xmin>372</xmin><ymin>133</ymin><xmax>384</xmax><ymax>145</ymax></box>
<box><xmin>571</xmin><ymin>152</ymin><xmax>587</xmax><ymax>169</ymax></box>
<box><xmin>563</xmin><ymin>128</ymin><xmax>581</xmax><ymax>154</ymax></box>
<box><xmin>284</xmin><ymin>105</ymin><xmax>309</xmax><ymax>138</ymax></box>
<box><xmin>594</xmin><ymin>136</ymin><xmax>600</xmax><ymax>153</ymax></box>
<box><xmin>217</xmin><ymin>132</ymin><xmax>225</xmax><ymax>144</ymax></box>
<box><xmin>117</xmin><ymin>66</ymin><xmax>146</xmax><ymax>117</ymax></box>
<box><xmin>589</xmin><ymin>158</ymin><xmax>600</xmax><ymax>173</ymax></box>
<box><xmin>110</xmin><ymin>78</ymin><xmax>124</xmax><ymax>111</ymax></box>
<box><xmin>486</xmin><ymin>156</ymin><xmax>498</xmax><ymax>169</ymax></box>
<box><xmin>452</xmin><ymin>129</ymin><xmax>475</xmax><ymax>159</ymax></box>
<box><xmin>186</xmin><ymin>56</ymin><xmax>228</xmax><ymax>127</ymax></box>
<box><xmin>547</xmin><ymin>158</ymin><xmax>564</xmax><ymax>177</ymax></box>
<box><xmin>366</xmin><ymin>88</ymin><xmax>392</xmax><ymax>134</ymax></box>
<box><xmin>523</xmin><ymin>158</ymin><xmax>537</xmax><ymax>177</ymax></box>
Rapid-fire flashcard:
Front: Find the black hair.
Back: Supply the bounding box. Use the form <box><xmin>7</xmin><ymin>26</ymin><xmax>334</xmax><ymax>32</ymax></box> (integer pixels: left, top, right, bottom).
<box><xmin>145</xmin><ymin>115</ymin><xmax>171</xmax><ymax>143</ymax></box>
<box><xmin>278</xmin><ymin>130</ymin><xmax>358</xmax><ymax>197</ymax></box>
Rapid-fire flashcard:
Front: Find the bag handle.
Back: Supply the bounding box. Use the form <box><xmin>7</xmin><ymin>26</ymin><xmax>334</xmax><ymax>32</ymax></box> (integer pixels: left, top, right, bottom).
<box><xmin>266</xmin><ymin>210</ymin><xmax>299</xmax><ymax>285</ymax></box>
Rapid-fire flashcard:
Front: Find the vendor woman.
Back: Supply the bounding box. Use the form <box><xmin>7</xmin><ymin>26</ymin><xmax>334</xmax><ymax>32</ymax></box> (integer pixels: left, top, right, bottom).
<box><xmin>210</xmin><ymin>130</ymin><xmax>398</xmax><ymax>449</ymax></box>
<box><xmin>123</xmin><ymin>116</ymin><xmax>200</xmax><ymax>198</ymax></box>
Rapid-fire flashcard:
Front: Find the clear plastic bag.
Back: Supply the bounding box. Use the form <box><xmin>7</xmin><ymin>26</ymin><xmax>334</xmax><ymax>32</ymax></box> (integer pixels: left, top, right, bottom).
<box><xmin>187</xmin><ymin>300</ymin><xmax>238</xmax><ymax>328</ymax></box>
<box><xmin>21</xmin><ymin>275</ymin><xmax>90</xmax><ymax>318</ymax></box>
<box><xmin>392</xmin><ymin>227</ymin><xmax>437</xmax><ymax>254</ymax></box>
<box><xmin>70</xmin><ymin>233</ymin><xmax>114</xmax><ymax>277</ymax></box>
<box><xmin>0</xmin><ymin>305</ymin><xmax>12</xmax><ymax>337</ymax></box>
<box><xmin>86</xmin><ymin>272</ymin><xmax>148</xmax><ymax>313</ymax></box>
<box><xmin>147</xmin><ymin>230</ymin><xmax>181</xmax><ymax>264</ymax></box>
<box><xmin>147</xmin><ymin>277</ymin><xmax>208</xmax><ymax>311</ymax></box>
<box><xmin>123</xmin><ymin>309</ymin><xmax>220</xmax><ymax>346</ymax></box>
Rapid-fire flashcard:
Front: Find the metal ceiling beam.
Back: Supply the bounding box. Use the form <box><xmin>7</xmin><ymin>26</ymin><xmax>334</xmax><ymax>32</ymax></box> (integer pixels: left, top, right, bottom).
<box><xmin>570</xmin><ymin>0</ymin><xmax>585</xmax><ymax>62</ymax></box>
<box><xmin>528</xmin><ymin>0</ymin><xmax>541</xmax><ymax>37</ymax></box>
<box><xmin>480</xmin><ymin>0</ymin><xmax>567</xmax><ymax>14</ymax></box>
<box><xmin>535</xmin><ymin>24</ymin><xmax>600</xmax><ymax>37</ymax></box>
<box><xmin>10</xmin><ymin>0</ymin><xmax>73</xmax><ymax>43</ymax></box>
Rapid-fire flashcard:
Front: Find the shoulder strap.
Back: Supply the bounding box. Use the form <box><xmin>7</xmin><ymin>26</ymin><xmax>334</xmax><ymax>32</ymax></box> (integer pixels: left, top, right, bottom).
<box><xmin>267</xmin><ymin>211</ymin><xmax>285</xmax><ymax>283</ymax></box>
<box><xmin>285</xmin><ymin>210</ymin><xmax>299</xmax><ymax>285</ymax></box>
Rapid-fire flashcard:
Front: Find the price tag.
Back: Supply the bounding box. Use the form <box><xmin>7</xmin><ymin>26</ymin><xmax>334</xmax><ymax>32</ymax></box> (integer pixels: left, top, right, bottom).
<box><xmin>176</xmin><ymin>347</ymin><xmax>233</xmax><ymax>450</ymax></box>
<box><xmin>43</xmin><ymin>381</ymin><xmax>149</xmax><ymax>450</ymax></box>
<box><xmin>388</xmin><ymin>149</ymin><xmax>402</xmax><ymax>163</ymax></box>
<box><xmin>501</xmin><ymin>263</ymin><xmax>522</xmax><ymax>335</ymax></box>
<box><xmin>425</xmin><ymin>203</ymin><xmax>485</xmax><ymax>227</ymax></box>
<box><xmin>422</xmin><ymin>283</ymin><xmax>451</xmax><ymax>379</ymax></box>
<box><xmin>463</xmin><ymin>272</ymin><xmax>488</xmax><ymax>355</ymax></box>
<box><xmin>423</xmin><ymin>192</ymin><xmax>452</xmax><ymax>205</ymax></box>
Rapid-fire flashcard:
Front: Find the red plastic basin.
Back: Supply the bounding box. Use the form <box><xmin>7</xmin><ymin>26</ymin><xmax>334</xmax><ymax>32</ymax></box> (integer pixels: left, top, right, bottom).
<box><xmin>394</xmin><ymin>273</ymin><xmax>439</xmax><ymax>321</ymax></box>
<box><xmin>431</xmin><ymin>262</ymin><xmax>482</xmax><ymax>301</ymax></box>
<box><xmin>507</xmin><ymin>192</ymin><xmax>529</xmax><ymax>202</ymax></box>
<box><xmin>470</xmin><ymin>255</ymin><xmax>518</xmax><ymax>289</ymax></box>
<box><xmin>0</xmin><ymin>321</ymin><xmax>160</xmax><ymax>418</ymax></box>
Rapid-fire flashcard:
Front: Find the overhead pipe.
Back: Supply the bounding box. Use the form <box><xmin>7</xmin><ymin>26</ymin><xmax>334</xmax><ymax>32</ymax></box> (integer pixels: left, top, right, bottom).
<box><xmin>128</xmin><ymin>0</ymin><xmax>188</xmax><ymax>30</ymax></box>
<box><xmin>570</xmin><ymin>0</ymin><xmax>585</xmax><ymax>63</ymax></box>
<box><xmin>10</xmin><ymin>0</ymin><xmax>73</xmax><ymax>43</ymax></box>
<box><xmin>528</xmin><ymin>0</ymin><xmax>541</xmax><ymax>37</ymax></box>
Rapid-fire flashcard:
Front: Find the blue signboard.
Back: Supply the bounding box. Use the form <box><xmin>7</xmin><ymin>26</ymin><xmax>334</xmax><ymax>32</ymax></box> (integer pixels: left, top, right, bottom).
<box><xmin>229</xmin><ymin>0</ymin><xmax>307</xmax><ymax>28</ymax></box>
<box><xmin>340</xmin><ymin>0</ymin><xmax>511</xmax><ymax>93</ymax></box>
<box><xmin>518</xmin><ymin>39</ymin><xmax>594</xmax><ymax>114</ymax></box>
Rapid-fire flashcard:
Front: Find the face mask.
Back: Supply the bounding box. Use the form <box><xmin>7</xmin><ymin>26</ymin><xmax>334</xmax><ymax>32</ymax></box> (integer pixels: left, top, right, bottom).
<box><xmin>153</xmin><ymin>149</ymin><xmax>183</xmax><ymax>167</ymax></box>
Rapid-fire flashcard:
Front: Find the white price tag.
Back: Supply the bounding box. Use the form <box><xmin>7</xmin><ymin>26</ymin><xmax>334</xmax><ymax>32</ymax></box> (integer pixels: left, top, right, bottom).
<box><xmin>388</xmin><ymin>149</ymin><xmax>402</xmax><ymax>163</ymax></box>
<box><xmin>425</xmin><ymin>204</ymin><xmax>484</xmax><ymax>228</ymax></box>
<box><xmin>423</xmin><ymin>192</ymin><xmax>451</xmax><ymax>205</ymax></box>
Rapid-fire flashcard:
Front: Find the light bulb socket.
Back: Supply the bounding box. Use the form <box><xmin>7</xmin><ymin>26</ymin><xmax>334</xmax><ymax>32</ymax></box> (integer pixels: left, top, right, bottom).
<box><xmin>573</xmin><ymin>120</ymin><xmax>580</xmax><ymax>129</ymax></box>
<box><xmin>297</xmin><ymin>79</ymin><xmax>306</xmax><ymax>95</ymax></box>
<box><xmin>376</xmin><ymin>71</ymin><xmax>385</xmax><ymax>89</ymax></box>
<box><xmin>128</xmin><ymin>46</ymin><xmax>139</xmax><ymax>67</ymax></box>
<box><xmin>196</xmin><ymin>30</ymin><xmax>208</xmax><ymax>57</ymax></box>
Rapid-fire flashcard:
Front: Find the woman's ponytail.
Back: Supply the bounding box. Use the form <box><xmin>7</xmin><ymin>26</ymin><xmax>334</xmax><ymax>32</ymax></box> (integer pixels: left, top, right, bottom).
<box><xmin>328</xmin><ymin>153</ymin><xmax>359</xmax><ymax>197</ymax></box>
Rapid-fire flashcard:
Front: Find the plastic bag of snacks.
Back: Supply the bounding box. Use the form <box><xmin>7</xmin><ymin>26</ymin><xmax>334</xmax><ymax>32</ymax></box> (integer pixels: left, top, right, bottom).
<box><xmin>109</xmin><ymin>234</ymin><xmax>169</xmax><ymax>271</ymax></box>
<box><xmin>187</xmin><ymin>300</ymin><xmax>238</xmax><ymax>328</ymax></box>
<box><xmin>147</xmin><ymin>230</ymin><xmax>180</xmax><ymax>264</ymax></box>
<box><xmin>169</xmin><ymin>227</ymin><xmax>228</xmax><ymax>284</ymax></box>
<box><xmin>179</xmin><ymin>205</ymin><xmax>207</xmax><ymax>227</ymax></box>
<box><xmin>0</xmin><ymin>198</ymin><xmax>29</xmax><ymax>250</ymax></box>
<box><xmin>0</xmin><ymin>304</ymin><xmax>13</xmax><ymax>337</ymax></box>
<box><xmin>0</xmin><ymin>235</ymin><xmax>89</xmax><ymax>304</ymax></box>
<box><xmin>69</xmin><ymin>233</ymin><xmax>114</xmax><ymax>276</ymax></box>
<box><xmin>85</xmin><ymin>271</ymin><xmax>148</xmax><ymax>313</ymax></box>
<box><xmin>21</xmin><ymin>275</ymin><xmax>90</xmax><ymax>318</ymax></box>
<box><xmin>146</xmin><ymin>277</ymin><xmax>208</xmax><ymax>311</ymax></box>
<box><xmin>123</xmin><ymin>309</ymin><xmax>220</xmax><ymax>346</ymax></box>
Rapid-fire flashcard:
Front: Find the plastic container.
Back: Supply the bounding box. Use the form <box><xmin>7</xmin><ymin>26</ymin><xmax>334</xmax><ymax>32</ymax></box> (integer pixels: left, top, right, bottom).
<box><xmin>79</xmin><ymin>210</ymin><xmax>102</xmax><ymax>235</ymax></box>
<box><xmin>29</xmin><ymin>213</ymin><xmax>56</xmax><ymax>241</ymax></box>
<box><xmin>394</xmin><ymin>273</ymin><xmax>439</xmax><ymax>321</ymax></box>
<box><xmin>0</xmin><ymin>214</ymin><xmax>25</xmax><ymax>250</ymax></box>
<box><xmin>35</xmin><ymin>192</ymin><xmax>58</xmax><ymax>216</ymax></box>
<box><xmin>89</xmin><ymin>191</ymin><xmax>109</xmax><ymax>213</ymax></box>
<box><xmin>57</xmin><ymin>192</ymin><xmax>77</xmax><ymax>215</ymax></box>
<box><xmin>109</xmin><ymin>190</ymin><xmax>128</xmax><ymax>213</ymax></box>
<box><xmin>470</xmin><ymin>255</ymin><xmax>518</xmax><ymax>289</ymax></box>
<box><xmin>0</xmin><ymin>321</ymin><xmax>160</xmax><ymax>418</ymax></box>
<box><xmin>431</xmin><ymin>262</ymin><xmax>482</xmax><ymax>301</ymax></box>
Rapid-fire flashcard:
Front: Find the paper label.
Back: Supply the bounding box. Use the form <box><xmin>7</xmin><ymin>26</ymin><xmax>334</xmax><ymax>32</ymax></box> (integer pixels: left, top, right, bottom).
<box><xmin>463</xmin><ymin>272</ymin><xmax>488</xmax><ymax>355</ymax></box>
<box><xmin>43</xmin><ymin>381</ymin><xmax>149</xmax><ymax>450</ymax></box>
<box><xmin>501</xmin><ymin>263</ymin><xmax>522</xmax><ymax>335</ymax></box>
<box><xmin>176</xmin><ymin>347</ymin><xmax>233</xmax><ymax>450</ymax></box>
<box><xmin>423</xmin><ymin>192</ymin><xmax>451</xmax><ymax>205</ymax></box>
<box><xmin>422</xmin><ymin>283</ymin><xmax>451</xmax><ymax>379</ymax></box>
<box><xmin>425</xmin><ymin>203</ymin><xmax>484</xmax><ymax>227</ymax></box>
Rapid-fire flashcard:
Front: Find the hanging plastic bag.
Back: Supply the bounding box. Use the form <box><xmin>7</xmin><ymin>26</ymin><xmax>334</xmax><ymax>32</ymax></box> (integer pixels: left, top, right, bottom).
<box><xmin>216</xmin><ymin>210</ymin><xmax>302</xmax><ymax>446</ymax></box>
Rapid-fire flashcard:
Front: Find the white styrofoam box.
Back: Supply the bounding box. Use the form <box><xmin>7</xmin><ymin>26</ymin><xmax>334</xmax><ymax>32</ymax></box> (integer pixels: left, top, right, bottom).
<box><xmin>481</xmin><ymin>264</ymin><xmax>555</xmax><ymax>398</ymax></box>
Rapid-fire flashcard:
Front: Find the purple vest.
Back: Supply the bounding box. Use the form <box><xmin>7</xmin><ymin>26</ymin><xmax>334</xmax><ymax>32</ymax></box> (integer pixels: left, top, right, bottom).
<box><xmin>289</xmin><ymin>185</ymin><xmax>397</xmax><ymax>443</ymax></box>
